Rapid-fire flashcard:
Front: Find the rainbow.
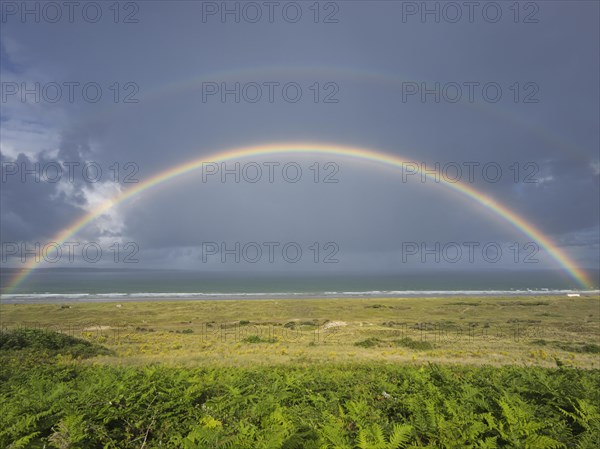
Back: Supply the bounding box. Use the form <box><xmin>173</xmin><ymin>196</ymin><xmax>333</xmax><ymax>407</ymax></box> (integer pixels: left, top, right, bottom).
<box><xmin>90</xmin><ymin>63</ymin><xmax>592</xmax><ymax>165</ymax></box>
<box><xmin>3</xmin><ymin>142</ymin><xmax>594</xmax><ymax>292</ymax></box>
<box><xmin>136</xmin><ymin>64</ymin><xmax>592</xmax><ymax>164</ymax></box>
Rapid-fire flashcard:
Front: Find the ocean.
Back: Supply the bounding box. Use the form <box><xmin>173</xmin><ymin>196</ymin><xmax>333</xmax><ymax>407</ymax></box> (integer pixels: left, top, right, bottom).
<box><xmin>1</xmin><ymin>268</ymin><xmax>597</xmax><ymax>302</ymax></box>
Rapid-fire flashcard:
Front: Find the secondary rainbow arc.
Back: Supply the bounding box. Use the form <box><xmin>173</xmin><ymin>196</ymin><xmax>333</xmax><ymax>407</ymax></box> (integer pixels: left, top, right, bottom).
<box><xmin>3</xmin><ymin>142</ymin><xmax>594</xmax><ymax>292</ymax></box>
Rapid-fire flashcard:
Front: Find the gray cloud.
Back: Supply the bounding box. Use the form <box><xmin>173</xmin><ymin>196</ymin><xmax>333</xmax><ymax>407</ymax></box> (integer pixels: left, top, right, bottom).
<box><xmin>1</xmin><ymin>0</ymin><xmax>598</xmax><ymax>276</ymax></box>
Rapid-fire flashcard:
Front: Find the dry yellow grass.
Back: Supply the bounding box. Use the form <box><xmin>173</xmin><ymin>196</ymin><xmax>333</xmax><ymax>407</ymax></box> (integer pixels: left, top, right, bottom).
<box><xmin>1</xmin><ymin>294</ymin><xmax>598</xmax><ymax>368</ymax></box>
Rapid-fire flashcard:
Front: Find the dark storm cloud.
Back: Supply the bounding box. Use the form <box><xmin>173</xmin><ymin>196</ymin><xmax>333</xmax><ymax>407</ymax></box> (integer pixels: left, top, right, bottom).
<box><xmin>0</xmin><ymin>126</ymin><xmax>113</xmax><ymax>243</ymax></box>
<box><xmin>1</xmin><ymin>150</ymin><xmax>81</xmax><ymax>242</ymax></box>
<box><xmin>1</xmin><ymin>0</ymin><xmax>598</xmax><ymax>272</ymax></box>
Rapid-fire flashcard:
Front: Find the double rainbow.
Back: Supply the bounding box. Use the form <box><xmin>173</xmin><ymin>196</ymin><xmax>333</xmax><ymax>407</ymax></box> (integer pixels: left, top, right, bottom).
<box><xmin>3</xmin><ymin>142</ymin><xmax>594</xmax><ymax>292</ymax></box>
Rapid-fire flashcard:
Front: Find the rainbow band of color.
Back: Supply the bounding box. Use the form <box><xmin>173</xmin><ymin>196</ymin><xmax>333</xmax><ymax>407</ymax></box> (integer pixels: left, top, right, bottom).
<box><xmin>4</xmin><ymin>142</ymin><xmax>594</xmax><ymax>292</ymax></box>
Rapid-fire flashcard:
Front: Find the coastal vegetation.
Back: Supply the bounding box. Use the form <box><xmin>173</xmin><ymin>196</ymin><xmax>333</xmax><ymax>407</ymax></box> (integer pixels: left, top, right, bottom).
<box><xmin>1</xmin><ymin>295</ymin><xmax>598</xmax><ymax>447</ymax></box>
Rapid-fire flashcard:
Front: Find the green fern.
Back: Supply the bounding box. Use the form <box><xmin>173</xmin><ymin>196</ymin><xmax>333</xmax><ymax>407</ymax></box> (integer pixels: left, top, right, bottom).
<box><xmin>319</xmin><ymin>413</ymin><xmax>353</xmax><ymax>449</ymax></box>
<box><xmin>493</xmin><ymin>394</ymin><xmax>566</xmax><ymax>448</ymax></box>
<box><xmin>558</xmin><ymin>399</ymin><xmax>600</xmax><ymax>449</ymax></box>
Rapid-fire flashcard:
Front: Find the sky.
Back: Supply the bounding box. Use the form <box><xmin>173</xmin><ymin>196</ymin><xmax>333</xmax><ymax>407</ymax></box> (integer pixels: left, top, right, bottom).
<box><xmin>0</xmin><ymin>1</ymin><xmax>599</xmax><ymax>288</ymax></box>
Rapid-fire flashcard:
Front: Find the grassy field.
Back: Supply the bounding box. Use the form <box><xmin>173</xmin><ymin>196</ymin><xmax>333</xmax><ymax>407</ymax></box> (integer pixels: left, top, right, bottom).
<box><xmin>1</xmin><ymin>295</ymin><xmax>599</xmax><ymax>368</ymax></box>
<box><xmin>2</xmin><ymin>295</ymin><xmax>599</xmax><ymax>448</ymax></box>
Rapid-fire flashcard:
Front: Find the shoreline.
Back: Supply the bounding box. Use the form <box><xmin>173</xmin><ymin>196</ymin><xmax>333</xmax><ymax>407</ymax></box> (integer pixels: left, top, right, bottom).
<box><xmin>1</xmin><ymin>289</ymin><xmax>599</xmax><ymax>304</ymax></box>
